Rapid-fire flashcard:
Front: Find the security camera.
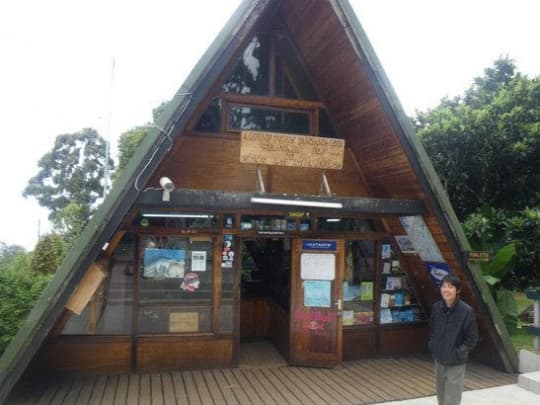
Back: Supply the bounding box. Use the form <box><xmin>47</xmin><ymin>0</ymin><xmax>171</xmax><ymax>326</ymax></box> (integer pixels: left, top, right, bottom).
<box><xmin>159</xmin><ymin>177</ymin><xmax>175</xmax><ymax>191</ymax></box>
<box><xmin>159</xmin><ymin>177</ymin><xmax>175</xmax><ymax>202</ymax></box>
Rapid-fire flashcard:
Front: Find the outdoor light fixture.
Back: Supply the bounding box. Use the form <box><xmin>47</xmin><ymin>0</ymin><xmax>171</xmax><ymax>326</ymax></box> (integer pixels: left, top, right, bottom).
<box><xmin>326</xmin><ymin>218</ymin><xmax>342</xmax><ymax>222</ymax></box>
<box><xmin>250</xmin><ymin>197</ymin><xmax>343</xmax><ymax>209</ymax></box>
<box><xmin>142</xmin><ymin>213</ymin><xmax>213</xmax><ymax>219</ymax></box>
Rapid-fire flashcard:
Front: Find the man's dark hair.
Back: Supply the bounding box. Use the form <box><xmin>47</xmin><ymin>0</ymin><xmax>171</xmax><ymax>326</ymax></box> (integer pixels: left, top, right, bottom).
<box><xmin>441</xmin><ymin>274</ymin><xmax>461</xmax><ymax>291</ymax></box>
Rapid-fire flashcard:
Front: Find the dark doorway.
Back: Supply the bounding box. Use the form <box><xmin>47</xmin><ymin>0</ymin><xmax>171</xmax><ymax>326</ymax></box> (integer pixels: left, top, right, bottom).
<box><xmin>238</xmin><ymin>238</ymin><xmax>291</xmax><ymax>366</ymax></box>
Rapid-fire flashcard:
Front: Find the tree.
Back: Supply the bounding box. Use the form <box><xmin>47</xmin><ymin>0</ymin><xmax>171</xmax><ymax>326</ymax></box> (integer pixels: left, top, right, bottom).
<box><xmin>30</xmin><ymin>233</ymin><xmax>66</xmax><ymax>275</ymax></box>
<box><xmin>116</xmin><ymin>126</ymin><xmax>151</xmax><ymax>176</ymax></box>
<box><xmin>51</xmin><ymin>203</ymin><xmax>87</xmax><ymax>248</ymax></box>
<box><xmin>23</xmin><ymin>128</ymin><xmax>114</xmax><ymax>229</ymax></box>
<box><xmin>415</xmin><ymin>57</ymin><xmax>540</xmax><ymax>219</ymax></box>
<box><xmin>115</xmin><ymin>99</ymin><xmax>173</xmax><ymax>179</ymax></box>
<box><xmin>0</xmin><ymin>242</ymin><xmax>27</xmax><ymax>271</ymax></box>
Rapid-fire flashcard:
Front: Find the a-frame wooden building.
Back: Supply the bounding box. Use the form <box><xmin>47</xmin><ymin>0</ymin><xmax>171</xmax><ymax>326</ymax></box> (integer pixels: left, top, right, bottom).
<box><xmin>0</xmin><ymin>0</ymin><xmax>517</xmax><ymax>402</ymax></box>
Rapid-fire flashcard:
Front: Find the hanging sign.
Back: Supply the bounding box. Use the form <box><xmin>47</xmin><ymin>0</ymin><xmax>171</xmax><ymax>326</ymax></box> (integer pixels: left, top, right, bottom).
<box><xmin>240</xmin><ymin>131</ymin><xmax>345</xmax><ymax>169</ymax></box>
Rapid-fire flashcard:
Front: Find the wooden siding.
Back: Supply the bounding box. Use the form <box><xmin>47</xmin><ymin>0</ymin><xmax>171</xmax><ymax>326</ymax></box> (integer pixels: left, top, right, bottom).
<box><xmin>136</xmin><ymin>335</ymin><xmax>233</xmax><ymax>372</ymax></box>
<box><xmin>9</xmin><ymin>355</ymin><xmax>516</xmax><ymax>404</ymax></box>
<box><xmin>30</xmin><ymin>336</ymin><xmax>132</xmax><ymax>375</ymax></box>
<box><xmin>152</xmin><ymin>136</ymin><xmax>371</xmax><ymax>197</ymax></box>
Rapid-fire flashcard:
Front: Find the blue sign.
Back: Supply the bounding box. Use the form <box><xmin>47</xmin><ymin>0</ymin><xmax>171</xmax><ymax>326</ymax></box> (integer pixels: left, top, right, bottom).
<box><xmin>304</xmin><ymin>280</ymin><xmax>331</xmax><ymax>307</ymax></box>
<box><xmin>302</xmin><ymin>240</ymin><xmax>337</xmax><ymax>251</ymax></box>
<box><xmin>426</xmin><ymin>262</ymin><xmax>451</xmax><ymax>286</ymax></box>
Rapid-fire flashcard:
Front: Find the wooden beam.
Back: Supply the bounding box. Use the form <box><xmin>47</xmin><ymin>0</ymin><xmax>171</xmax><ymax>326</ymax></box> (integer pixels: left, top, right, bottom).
<box><xmin>136</xmin><ymin>188</ymin><xmax>424</xmax><ymax>215</ymax></box>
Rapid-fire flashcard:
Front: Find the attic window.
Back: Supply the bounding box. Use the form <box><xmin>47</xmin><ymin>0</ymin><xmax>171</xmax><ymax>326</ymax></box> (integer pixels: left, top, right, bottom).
<box><xmin>228</xmin><ymin>105</ymin><xmax>310</xmax><ymax>134</ymax></box>
<box><xmin>222</xmin><ymin>35</ymin><xmax>270</xmax><ymax>96</ymax></box>
<box><xmin>194</xmin><ymin>98</ymin><xmax>220</xmax><ymax>132</ymax></box>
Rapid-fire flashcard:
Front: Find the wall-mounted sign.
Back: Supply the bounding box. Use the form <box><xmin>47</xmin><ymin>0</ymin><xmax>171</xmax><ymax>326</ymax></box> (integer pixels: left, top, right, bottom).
<box><xmin>426</xmin><ymin>262</ymin><xmax>451</xmax><ymax>286</ymax></box>
<box><xmin>300</xmin><ymin>253</ymin><xmax>335</xmax><ymax>280</ymax></box>
<box><xmin>169</xmin><ymin>312</ymin><xmax>199</xmax><ymax>333</ymax></box>
<box><xmin>240</xmin><ymin>131</ymin><xmax>345</xmax><ymax>170</ymax></box>
<box><xmin>302</xmin><ymin>240</ymin><xmax>337</xmax><ymax>251</ymax></box>
<box><xmin>467</xmin><ymin>251</ymin><xmax>491</xmax><ymax>262</ymax></box>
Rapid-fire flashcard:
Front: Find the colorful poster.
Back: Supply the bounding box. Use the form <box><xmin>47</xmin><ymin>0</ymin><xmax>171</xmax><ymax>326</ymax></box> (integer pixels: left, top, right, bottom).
<box><xmin>399</xmin><ymin>216</ymin><xmax>445</xmax><ymax>262</ymax></box>
<box><xmin>221</xmin><ymin>234</ymin><xmax>234</xmax><ymax>268</ymax></box>
<box><xmin>143</xmin><ymin>248</ymin><xmax>185</xmax><ymax>278</ymax></box>
<box><xmin>304</xmin><ymin>280</ymin><xmax>331</xmax><ymax>307</ymax></box>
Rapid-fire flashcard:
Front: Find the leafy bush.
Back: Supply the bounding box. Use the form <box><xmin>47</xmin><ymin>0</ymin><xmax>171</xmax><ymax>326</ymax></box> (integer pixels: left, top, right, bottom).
<box><xmin>30</xmin><ymin>233</ymin><xmax>66</xmax><ymax>275</ymax></box>
<box><xmin>0</xmin><ymin>267</ymin><xmax>51</xmax><ymax>355</ymax></box>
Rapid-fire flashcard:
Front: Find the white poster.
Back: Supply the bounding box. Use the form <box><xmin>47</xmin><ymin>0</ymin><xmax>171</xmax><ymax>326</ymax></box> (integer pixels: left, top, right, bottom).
<box><xmin>399</xmin><ymin>215</ymin><xmax>445</xmax><ymax>263</ymax></box>
<box><xmin>300</xmin><ymin>253</ymin><xmax>335</xmax><ymax>280</ymax></box>
<box><xmin>191</xmin><ymin>251</ymin><xmax>207</xmax><ymax>272</ymax></box>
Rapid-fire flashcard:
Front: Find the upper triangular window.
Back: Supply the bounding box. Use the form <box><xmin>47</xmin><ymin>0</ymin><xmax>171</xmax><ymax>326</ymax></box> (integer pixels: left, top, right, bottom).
<box><xmin>222</xmin><ymin>32</ymin><xmax>319</xmax><ymax>100</ymax></box>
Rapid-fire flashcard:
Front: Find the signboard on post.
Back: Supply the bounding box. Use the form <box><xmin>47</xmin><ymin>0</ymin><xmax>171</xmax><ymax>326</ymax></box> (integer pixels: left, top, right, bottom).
<box><xmin>240</xmin><ymin>131</ymin><xmax>345</xmax><ymax>170</ymax></box>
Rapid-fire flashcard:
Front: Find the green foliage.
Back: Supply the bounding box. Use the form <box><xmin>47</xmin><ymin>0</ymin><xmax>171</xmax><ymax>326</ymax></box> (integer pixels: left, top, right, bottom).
<box><xmin>115</xmin><ymin>98</ymin><xmax>172</xmax><ymax>180</ymax></box>
<box><xmin>116</xmin><ymin>126</ymin><xmax>151</xmax><ymax>177</ymax></box>
<box><xmin>23</xmin><ymin>128</ymin><xmax>114</xmax><ymax>225</ymax></box>
<box><xmin>416</xmin><ymin>57</ymin><xmax>540</xmax><ymax>219</ymax></box>
<box><xmin>0</xmin><ymin>243</ymin><xmax>51</xmax><ymax>356</ymax></box>
<box><xmin>0</xmin><ymin>242</ymin><xmax>27</xmax><ymax>271</ymax></box>
<box><xmin>51</xmin><ymin>202</ymin><xmax>87</xmax><ymax>248</ymax></box>
<box><xmin>506</xmin><ymin>208</ymin><xmax>540</xmax><ymax>288</ymax></box>
<box><xmin>0</xmin><ymin>268</ymin><xmax>51</xmax><ymax>355</ymax></box>
<box><xmin>30</xmin><ymin>234</ymin><xmax>66</xmax><ymax>275</ymax></box>
<box><xmin>495</xmin><ymin>289</ymin><xmax>518</xmax><ymax>334</ymax></box>
<box><xmin>480</xmin><ymin>244</ymin><xmax>516</xmax><ymax>285</ymax></box>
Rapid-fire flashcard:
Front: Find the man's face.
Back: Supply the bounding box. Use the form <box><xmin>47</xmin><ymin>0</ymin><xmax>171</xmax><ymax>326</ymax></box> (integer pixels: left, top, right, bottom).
<box><xmin>440</xmin><ymin>281</ymin><xmax>458</xmax><ymax>305</ymax></box>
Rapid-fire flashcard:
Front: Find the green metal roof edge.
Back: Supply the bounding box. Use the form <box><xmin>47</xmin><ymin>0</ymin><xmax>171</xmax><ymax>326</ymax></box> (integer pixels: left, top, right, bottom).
<box><xmin>0</xmin><ymin>1</ymin><xmax>268</xmax><ymax>402</ymax></box>
<box><xmin>335</xmin><ymin>0</ymin><xmax>517</xmax><ymax>372</ymax></box>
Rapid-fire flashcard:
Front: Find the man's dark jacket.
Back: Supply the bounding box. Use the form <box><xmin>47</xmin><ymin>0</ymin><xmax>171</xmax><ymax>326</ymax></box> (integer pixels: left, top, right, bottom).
<box><xmin>429</xmin><ymin>298</ymin><xmax>478</xmax><ymax>365</ymax></box>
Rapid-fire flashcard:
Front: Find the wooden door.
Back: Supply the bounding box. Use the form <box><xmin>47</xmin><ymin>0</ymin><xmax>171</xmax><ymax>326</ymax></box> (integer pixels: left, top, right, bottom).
<box><xmin>289</xmin><ymin>239</ymin><xmax>343</xmax><ymax>368</ymax></box>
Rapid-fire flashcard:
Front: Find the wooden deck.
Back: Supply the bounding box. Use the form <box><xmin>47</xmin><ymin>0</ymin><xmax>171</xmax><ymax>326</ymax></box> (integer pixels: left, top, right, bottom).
<box><xmin>7</xmin><ymin>354</ymin><xmax>516</xmax><ymax>405</ymax></box>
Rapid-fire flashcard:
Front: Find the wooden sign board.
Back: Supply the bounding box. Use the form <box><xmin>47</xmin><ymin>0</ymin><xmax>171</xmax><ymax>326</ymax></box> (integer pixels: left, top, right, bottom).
<box><xmin>65</xmin><ymin>262</ymin><xmax>106</xmax><ymax>315</ymax></box>
<box><xmin>240</xmin><ymin>131</ymin><xmax>345</xmax><ymax>170</ymax></box>
<box><xmin>468</xmin><ymin>251</ymin><xmax>491</xmax><ymax>262</ymax></box>
<box><xmin>169</xmin><ymin>312</ymin><xmax>199</xmax><ymax>333</ymax></box>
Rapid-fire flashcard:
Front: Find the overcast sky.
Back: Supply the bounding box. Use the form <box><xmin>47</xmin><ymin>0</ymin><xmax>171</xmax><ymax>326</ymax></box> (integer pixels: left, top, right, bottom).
<box><xmin>1</xmin><ymin>0</ymin><xmax>540</xmax><ymax>250</ymax></box>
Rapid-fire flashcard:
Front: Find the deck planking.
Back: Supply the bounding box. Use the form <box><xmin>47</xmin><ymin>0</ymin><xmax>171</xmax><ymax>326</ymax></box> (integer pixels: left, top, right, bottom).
<box><xmin>8</xmin><ymin>355</ymin><xmax>517</xmax><ymax>405</ymax></box>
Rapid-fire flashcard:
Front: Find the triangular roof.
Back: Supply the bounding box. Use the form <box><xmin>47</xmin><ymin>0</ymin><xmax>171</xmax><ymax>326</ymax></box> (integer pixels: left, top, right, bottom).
<box><xmin>0</xmin><ymin>0</ymin><xmax>517</xmax><ymax>401</ymax></box>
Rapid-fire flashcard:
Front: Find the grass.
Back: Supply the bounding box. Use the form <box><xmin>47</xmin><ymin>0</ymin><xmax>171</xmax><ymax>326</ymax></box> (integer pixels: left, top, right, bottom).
<box><xmin>511</xmin><ymin>291</ymin><xmax>535</xmax><ymax>352</ymax></box>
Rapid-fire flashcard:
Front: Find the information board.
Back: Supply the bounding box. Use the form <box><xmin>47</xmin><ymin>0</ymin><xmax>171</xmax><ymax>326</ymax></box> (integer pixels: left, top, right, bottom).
<box><xmin>300</xmin><ymin>253</ymin><xmax>335</xmax><ymax>280</ymax></box>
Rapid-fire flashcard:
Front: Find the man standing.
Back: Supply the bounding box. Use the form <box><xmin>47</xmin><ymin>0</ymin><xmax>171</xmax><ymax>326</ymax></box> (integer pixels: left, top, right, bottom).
<box><xmin>429</xmin><ymin>274</ymin><xmax>478</xmax><ymax>405</ymax></box>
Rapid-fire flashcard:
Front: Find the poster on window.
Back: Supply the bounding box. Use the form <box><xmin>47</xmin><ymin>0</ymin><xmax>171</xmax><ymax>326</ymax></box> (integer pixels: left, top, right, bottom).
<box><xmin>304</xmin><ymin>280</ymin><xmax>331</xmax><ymax>307</ymax></box>
<box><xmin>191</xmin><ymin>251</ymin><xmax>207</xmax><ymax>272</ymax></box>
<box><xmin>221</xmin><ymin>234</ymin><xmax>235</xmax><ymax>268</ymax></box>
<box><xmin>143</xmin><ymin>248</ymin><xmax>186</xmax><ymax>278</ymax></box>
<box><xmin>399</xmin><ymin>215</ymin><xmax>444</xmax><ymax>262</ymax></box>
